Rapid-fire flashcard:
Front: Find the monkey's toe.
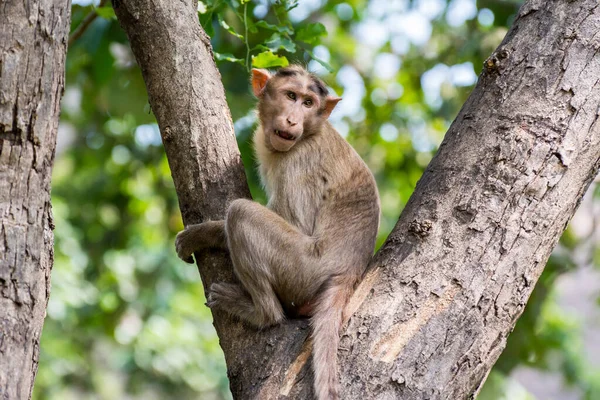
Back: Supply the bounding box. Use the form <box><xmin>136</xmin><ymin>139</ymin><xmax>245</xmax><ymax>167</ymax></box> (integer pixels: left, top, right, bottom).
<box><xmin>206</xmin><ymin>290</ymin><xmax>221</xmax><ymax>309</ymax></box>
<box><xmin>206</xmin><ymin>297</ymin><xmax>216</xmax><ymax>308</ymax></box>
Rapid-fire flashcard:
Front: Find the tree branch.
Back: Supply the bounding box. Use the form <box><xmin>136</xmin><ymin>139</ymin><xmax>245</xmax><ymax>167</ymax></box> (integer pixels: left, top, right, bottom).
<box><xmin>324</xmin><ymin>1</ymin><xmax>600</xmax><ymax>398</ymax></box>
<box><xmin>0</xmin><ymin>0</ymin><xmax>70</xmax><ymax>398</ymax></box>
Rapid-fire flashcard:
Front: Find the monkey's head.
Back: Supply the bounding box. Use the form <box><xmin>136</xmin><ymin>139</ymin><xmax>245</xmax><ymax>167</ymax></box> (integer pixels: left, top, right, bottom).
<box><xmin>252</xmin><ymin>65</ymin><xmax>341</xmax><ymax>152</ymax></box>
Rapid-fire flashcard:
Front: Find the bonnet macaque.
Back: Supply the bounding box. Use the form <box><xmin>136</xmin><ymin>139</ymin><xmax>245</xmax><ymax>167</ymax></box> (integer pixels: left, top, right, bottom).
<box><xmin>175</xmin><ymin>65</ymin><xmax>380</xmax><ymax>400</ymax></box>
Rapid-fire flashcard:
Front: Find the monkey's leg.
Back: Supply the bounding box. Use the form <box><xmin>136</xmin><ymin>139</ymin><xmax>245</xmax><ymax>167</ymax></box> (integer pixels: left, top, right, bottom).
<box><xmin>175</xmin><ymin>220</ymin><xmax>227</xmax><ymax>263</ymax></box>
<box><xmin>218</xmin><ymin>199</ymin><xmax>320</xmax><ymax>328</ymax></box>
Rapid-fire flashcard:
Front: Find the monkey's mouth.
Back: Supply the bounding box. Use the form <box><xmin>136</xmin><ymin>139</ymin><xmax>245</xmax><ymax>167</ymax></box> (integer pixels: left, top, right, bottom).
<box><xmin>274</xmin><ymin>129</ymin><xmax>296</xmax><ymax>141</ymax></box>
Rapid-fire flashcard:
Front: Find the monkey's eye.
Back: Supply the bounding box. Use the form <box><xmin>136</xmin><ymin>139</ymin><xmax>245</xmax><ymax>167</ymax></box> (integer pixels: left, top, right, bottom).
<box><xmin>303</xmin><ymin>99</ymin><xmax>313</xmax><ymax>107</ymax></box>
<box><xmin>286</xmin><ymin>92</ymin><xmax>296</xmax><ymax>101</ymax></box>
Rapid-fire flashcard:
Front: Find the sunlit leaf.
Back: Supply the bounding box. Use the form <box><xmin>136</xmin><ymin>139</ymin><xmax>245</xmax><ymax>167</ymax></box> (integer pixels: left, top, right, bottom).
<box><xmin>214</xmin><ymin>52</ymin><xmax>245</xmax><ymax>65</ymax></box>
<box><xmin>252</xmin><ymin>51</ymin><xmax>289</xmax><ymax>68</ymax></box>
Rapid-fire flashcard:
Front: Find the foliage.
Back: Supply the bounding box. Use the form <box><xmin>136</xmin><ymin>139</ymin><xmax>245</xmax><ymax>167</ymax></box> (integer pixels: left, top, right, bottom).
<box><xmin>33</xmin><ymin>0</ymin><xmax>600</xmax><ymax>399</ymax></box>
<box><xmin>197</xmin><ymin>0</ymin><xmax>330</xmax><ymax>70</ymax></box>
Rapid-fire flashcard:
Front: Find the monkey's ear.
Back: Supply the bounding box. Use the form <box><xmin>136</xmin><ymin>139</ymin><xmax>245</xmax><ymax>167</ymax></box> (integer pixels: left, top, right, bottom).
<box><xmin>252</xmin><ymin>68</ymin><xmax>271</xmax><ymax>97</ymax></box>
<box><xmin>322</xmin><ymin>96</ymin><xmax>342</xmax><ymax>119</ymax></box>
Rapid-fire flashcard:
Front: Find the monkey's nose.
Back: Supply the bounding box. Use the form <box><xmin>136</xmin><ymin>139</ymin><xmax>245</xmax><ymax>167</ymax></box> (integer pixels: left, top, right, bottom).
<box><xmin>286</xmin><ymin>117</ymin><xmax>298</xmax><ymax>126</ymax></box>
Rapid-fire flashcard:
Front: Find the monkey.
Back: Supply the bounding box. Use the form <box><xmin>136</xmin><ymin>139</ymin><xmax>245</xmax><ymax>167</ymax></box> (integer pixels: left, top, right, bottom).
<box><xmin>175</xmin><ymin>65</ymin><xmax>380</xmax><ymax>400</ymax></box>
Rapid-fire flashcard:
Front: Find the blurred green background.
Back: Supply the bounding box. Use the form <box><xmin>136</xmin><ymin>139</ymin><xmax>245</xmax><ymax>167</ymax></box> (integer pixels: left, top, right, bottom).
<box><xmin>33</xmin><ymin>0</ymin><xmax>600</xmax><ymax>399</ymax></box>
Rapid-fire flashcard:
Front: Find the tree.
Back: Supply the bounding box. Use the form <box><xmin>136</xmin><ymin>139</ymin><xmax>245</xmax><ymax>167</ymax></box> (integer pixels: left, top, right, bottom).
<box><xmin>0</xmin><ymin>1</ymin><xmax>70</xmax><ymax>399</ymax></box>
<box><xmin>112</xmin><ymin>0</ymin><xmax>600</xmax><ymax>398</ymax></box>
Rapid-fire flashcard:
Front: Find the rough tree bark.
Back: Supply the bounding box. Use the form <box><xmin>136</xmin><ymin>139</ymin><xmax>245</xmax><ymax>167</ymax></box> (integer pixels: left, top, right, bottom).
<box><xmin>115</xmin><ymin>0</ymin><xmax>600</xmax><ymax>398</ymax></box>
<box><xmin>0</xmin><ymin>1</ymin><xmax>71</xmax><ymax>399</ymax></box>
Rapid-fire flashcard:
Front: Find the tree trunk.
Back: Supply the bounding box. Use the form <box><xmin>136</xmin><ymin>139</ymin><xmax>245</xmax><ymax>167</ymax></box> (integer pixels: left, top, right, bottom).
<box><xmin>0</xmin><ymin>1</ymin><xmax>71</xmax><ymax>399</ymax></box>
<box><xmin>114</xmin><ymin>0</ymin><xmax>600</xmax><ymax>399</ymax></box>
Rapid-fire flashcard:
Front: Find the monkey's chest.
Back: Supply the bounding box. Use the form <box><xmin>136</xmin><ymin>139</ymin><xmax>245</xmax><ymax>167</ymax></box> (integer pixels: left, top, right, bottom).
<box><xmin>263</xmin><ymin>161</ymin><xmax>326</xmax><ymax>236</ymax></box>
<box><xmin>268</xmin><ymin>187</ymin><xmax>321</xmax><ymax>236</ymax></box>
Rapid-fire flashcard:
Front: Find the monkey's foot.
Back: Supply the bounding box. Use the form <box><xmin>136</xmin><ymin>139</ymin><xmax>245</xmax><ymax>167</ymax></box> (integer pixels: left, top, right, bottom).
<box><xmin>207</xmin><ymin>282</ymin><xmax>248</xmax><ymax>309</ymax></box>
<box><xmin>207</xmin><ymin>282</ymin><xmax>285</xmax><ymax>328</ymax></box>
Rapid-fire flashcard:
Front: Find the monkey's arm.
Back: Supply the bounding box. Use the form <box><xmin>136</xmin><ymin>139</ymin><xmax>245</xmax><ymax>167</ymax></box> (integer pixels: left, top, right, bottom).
<box><xmin>175</xmin><ymin>220</ymin><xmax>227</xmax><ymax>263</ymax></box>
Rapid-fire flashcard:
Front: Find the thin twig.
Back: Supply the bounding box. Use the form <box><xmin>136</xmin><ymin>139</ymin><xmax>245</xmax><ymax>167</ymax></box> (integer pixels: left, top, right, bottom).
<box><xmin>244</xmin><ymin>2</ymin><xmax>250</xmax><ymax>71</ymax></box>
<box><xmin>68</xmin><ymin>0</ymin><xmax>108</xmax><ymax>47</ymax></box>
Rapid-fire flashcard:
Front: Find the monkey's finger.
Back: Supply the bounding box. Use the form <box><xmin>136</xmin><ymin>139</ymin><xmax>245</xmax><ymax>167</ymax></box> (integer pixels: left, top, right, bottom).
<box><xmin>184</xmin><ymin>255</ymin><xmax>194</xmax><ymax>264</ymax></box>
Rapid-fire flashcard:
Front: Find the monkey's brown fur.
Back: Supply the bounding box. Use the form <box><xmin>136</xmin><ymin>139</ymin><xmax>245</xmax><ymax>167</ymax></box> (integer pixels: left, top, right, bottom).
<box><xmin>175</xmin><ymin>65</ymin><xmax>380</xmax><ymax>400</ymax></box>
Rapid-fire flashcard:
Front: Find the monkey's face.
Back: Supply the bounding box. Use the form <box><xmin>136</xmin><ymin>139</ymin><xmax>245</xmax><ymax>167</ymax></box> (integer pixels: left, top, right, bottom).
<box><xmin>264</xmin><ymin>87</ymin><xmax>323</xmax><ymax>151</ymax></box>
<box><xmin>252</xmin><ymin>67</ymin><xmax>341</xmax><ymax>153</ymax></box>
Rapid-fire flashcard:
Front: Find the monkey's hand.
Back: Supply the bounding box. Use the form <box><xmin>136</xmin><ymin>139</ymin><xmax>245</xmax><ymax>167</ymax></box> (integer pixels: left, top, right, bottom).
<box><xmin>175</xmin><ymin>229</ymin><xmax>196</xmax><ymax>264</ymax></box>
<box><xmin>175</xmin><ymin>221</ymin><xmax>227</xmax><ymax>263</ymax></box>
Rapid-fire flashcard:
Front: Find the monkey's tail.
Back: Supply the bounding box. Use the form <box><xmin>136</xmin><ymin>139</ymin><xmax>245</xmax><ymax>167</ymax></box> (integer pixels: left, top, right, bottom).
<box><xmin>310</xmin><ymin>277</ymin><xmax>353</xmax><ymax>400</ymax></box>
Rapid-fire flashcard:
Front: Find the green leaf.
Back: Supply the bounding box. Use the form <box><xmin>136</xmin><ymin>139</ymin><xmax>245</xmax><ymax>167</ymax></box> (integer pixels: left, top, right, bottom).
<box><xmin>95</xmin><ymin>6</ymin><xmax>116</xmax><ymax>20</ymax></box>
<box><xmin>252</xmin><ymin>44</ymin><xmax>270</xmax><ymax>52</ymax></box>
<box><xmin>305</xmin><ymin>49</ymin><xmax>334</xmax><ymax>73</ymax></box>
<box><xmin>218</xmin><ymin>15</ymin><xmax>244</xmax><ymax>40</ymax></box>
<box><xmin>264</xmin><ymin>33</ymin><xmax>296</xmax><ymax>53</ymax></box>
<box><xmin>255</xmin><ymin>20</ymin><xmax>293</xmax><ymax>35</ymax></box>
<box><xmin>246</xmin><ymin>17</ymin><xmax>258</xmax><ymax>33</ymax></box>
<box><xmin>296</xmin><ymin>22</ymin><xmax>327</xmax><ymax>45</ymax></box>
<box><xmin>199</xmin><ymin>12</ymin><xmax>215</xmax><ymax>37</ymax></box>
<box><xmin>286</xmin><ymin>1</ymin><xmax>299</xmax><ymax>12</ymax></box>
<box><xmin>252</xmin><ymin>51</ymin><xmax>289</xmax><ymax>69</ymax></box>
<box><xmin>214</xmin><ymin>52</ymin><xmax>245</xmax><ymax>65</ymax></box>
